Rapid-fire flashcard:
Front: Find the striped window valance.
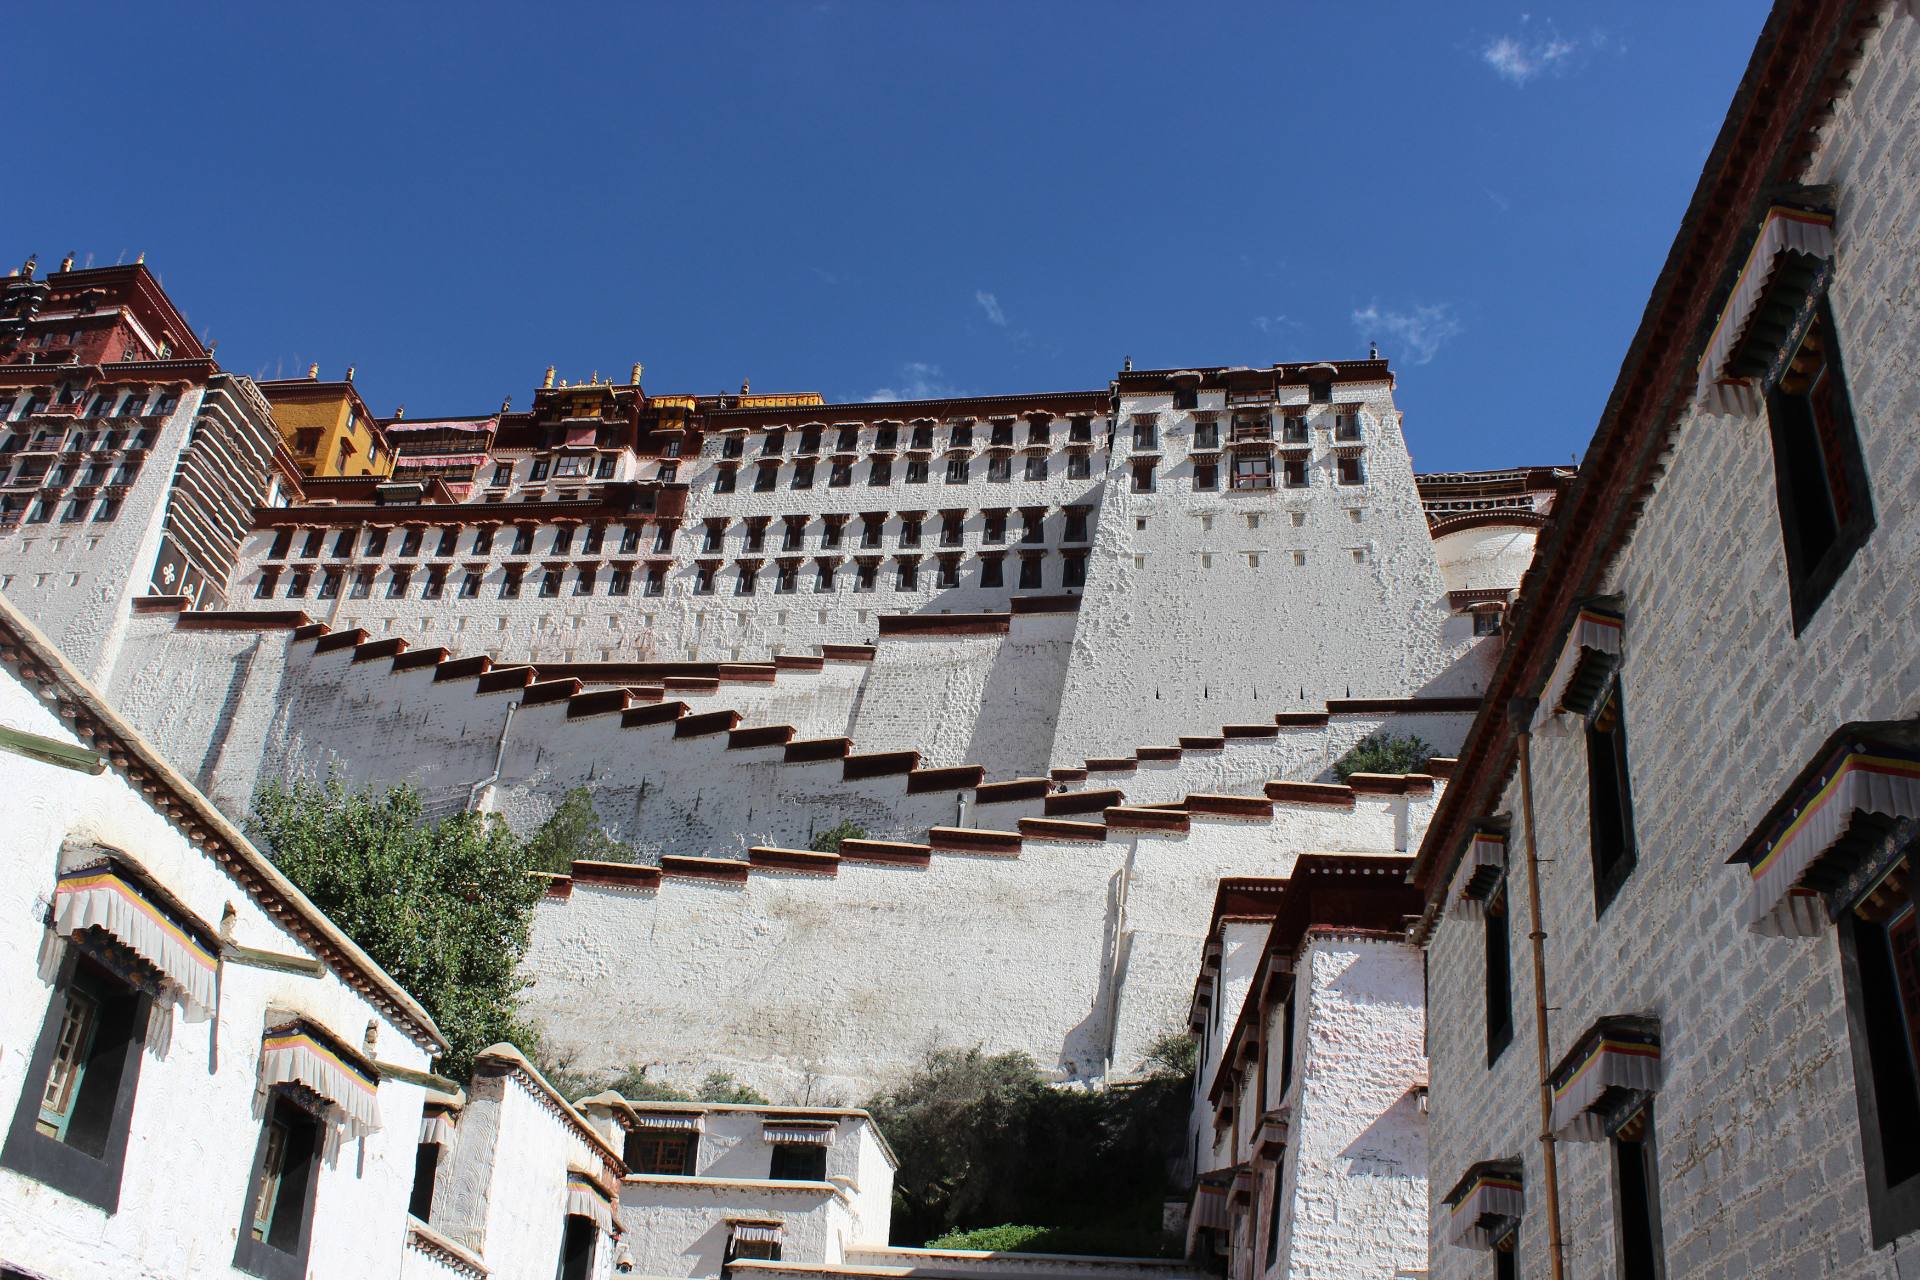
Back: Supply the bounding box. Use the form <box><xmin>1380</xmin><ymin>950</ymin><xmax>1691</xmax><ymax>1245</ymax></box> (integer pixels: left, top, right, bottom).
<box><xmin>631</xmin><ymin>1111</ymin><xmax>702</xmax><ymax>1132</ymax></box>
<box><xmin>566</xmin><ymin>1169</ymin><xmax>617</xmax><ymax>1234</ymax></box>
<box><xmin>257</xmin><ymin>1017</ymin><xmax>382</xmax><ymax>1161</ymax></box>
<box><xmin>1444</xmin><ymin>1161</ymin><xmax>1524</xmax><ymax>1251</ymax></box>
<box><xmin>729</xmin><ymin>1221</ymin><xmax>784</xmax><ymax>1245</ymax></box>
<box><xmin>1450</xmin><ymin>829</ymin><xmax>1508</xmax><ymax>920</ymax></box>
<box><xmin>1534</xmin><ymin>605</ymin><xmax>1623</xmax><ymax>728</ymax></box>
<box><xmin>764</xmin><ymin>1122</ymin><xmax>835</xmax><ymax>1146</ymax></box>
<box><xmin>1731</xmin><ymin>725</ymin><xmax>1920</xmax><ymax>937</ymax></box>
<box><xmin>1695</xmin><ymin>205</ymin><xmax>1836</xmax><ymax>419</ymax></box>
<box><xmin>420</xmin><ymin>1105</ymin><xmax>459</xmax><ymax>1146</ymax></box>
<box><xmin>37</xmin><ymin>855</ymin><xmax>219</xmax><ymax>1055</ymax></box>
<box><xmin>1549</xmin><ymin>1017</ymin><xmax>1661</xmax><ymax>1141</ymax></box>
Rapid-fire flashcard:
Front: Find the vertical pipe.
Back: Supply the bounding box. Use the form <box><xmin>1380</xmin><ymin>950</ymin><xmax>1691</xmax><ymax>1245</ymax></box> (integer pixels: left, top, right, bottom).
<box><xmin>1511</xmin><ymin>696</ymin><xmax>1566</xmax><ymax>1280</ymax></box>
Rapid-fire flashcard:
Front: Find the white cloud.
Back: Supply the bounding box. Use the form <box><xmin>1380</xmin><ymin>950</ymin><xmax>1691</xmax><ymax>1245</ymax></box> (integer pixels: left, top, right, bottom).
<box><xmin>866</xmin><ymin>362</ymin><xmax>959</xmax><ymax>402</ymax></box>
<box><xmin>1482</xmin><ymin>30</ymin><xmax>1576</xmax><ymax>85</ymax></box>
<box><xmin>974</xmin><ymin>290</ymin><xmax>1006</xmax><ymax>327</ymax></box>
<box><xmin>1252</xmin><ymin>314</ymin><xmax>1299</xmax><ymax>335</ymax></box>
<box><xmin>1351</xmin><ymin>302</ymin><xmax>1463</xmax><ymax>366</ymax></box>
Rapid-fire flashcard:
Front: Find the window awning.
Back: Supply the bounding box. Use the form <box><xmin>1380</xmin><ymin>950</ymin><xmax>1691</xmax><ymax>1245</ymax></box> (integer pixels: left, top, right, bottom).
<box><xmin>40</xmin><ymin>856</ymin><xmax>219</xmax><ymax>1042</ymax></box>
<box><xmin>1534</xmin><ymin>605</ymin><xmax>1623</xmax><ymax>727</ymax></box>
<box><xmin>1730</xmin><ymin>721</ymin><xmax>1920</xmax><ymax>937</ymax></box>
<box><xmin>631</xmin><ymin>1111</ymin><xmax>703</xmax><ymax>1132</ymax></box>
<box><xmin>421</xmin><ymin>1097</ymin><xmax>461</xmax><ymax>1146</ymax></box>
<box><xmin>395</xmin><ymin>453</ymin><xmax>488</xmax><ymax>469</ymax></box>
<box><xmin>1695</xmin><ymin>205</ymin><xmax>1835</xmax><ymax>418</ymax></box>
<box><xmin>1548</xmin><ymin>1016</ymin><xmax>1661</xmax><ymax>1141</ymax></box>
<box><xmin>1443</xmin><ymin>1161</ymin><xmax>1524</xmax><ymax>1251</ymax></box>
<box><xmin>1191</xmin><ymin>1182</ymin><xmax>1229</xmax><ymax>1232</ymax></box>
<box><xmin>730</xmin><ymin>1221</ymin><xmax>784</xmax><ymax>1244</ymax></box>
<box><xmin>1449</xmin><ymin>829</ymin><xmax>1508</xmax><ymax>920</ymax></box>
<box><xmin>257</xmin><ymin>1017</ymin><xmax>383</xmax><ymax>1161</ymax></box>
<box><xmin>567</xmin><ymin>1168</ymin><xmax>618</xmax><ymax>1234</ymax></box>
<box><xmin>764</xmin><ymin>1122</ymin><xmax>835</xmax><ymax>1146</ymax></box>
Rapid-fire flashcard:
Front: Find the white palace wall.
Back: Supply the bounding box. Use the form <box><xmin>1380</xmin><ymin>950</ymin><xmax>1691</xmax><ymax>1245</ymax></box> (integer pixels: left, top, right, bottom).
<box><xmin>522</xmin><ymin>786</ymin><xmax>1435</xmax><ymax>1100</ymax></box>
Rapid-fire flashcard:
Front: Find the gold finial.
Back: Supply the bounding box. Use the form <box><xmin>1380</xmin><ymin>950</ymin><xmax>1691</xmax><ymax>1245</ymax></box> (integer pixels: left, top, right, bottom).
<box><xmin>22</xmin><ymin>254</ymin><xmax>37</xmax><ymax>278</ymax></box>
<box><xmin>590</xmin><ymin>370</ymin><xmax>599</xmax><ymax>386</ymax></box>
<box><xmin>307</xmin><ymin>362</ymin><xmax>320</xmax><ymax>380</ymax></box>
<box><xmin>59</xmin><ymin>252</ymin><xmax>74</xmax><ymax>272</ymax></box>
<box><xmin>501</xmin><ymin>395</ymin><xmax>512</xmax><ymax>413</ymax></box>
<box><xmin>561</xmin><ymin>378</ymin><xmax>570</xmax><ymax>389</ymax></box>
<box><xmin>630</xmin><ymin>362</ymin><xmax>643</xmax><ymax>385</ymax></box>
<box><xmin>741</xmin><ymin>378</ymin><xmax>751</xmax><ymax>395</ymax></box>
<box><xmin>543</xmin><ymin>365</ymin><xmax>556</xmax><ymax>389</ymax></box>
<box><xmin>345</xmin><ymin>365</ymin><xmax>356</xmax><ymax>382</ymax></box>
<box><xmin>393</xmin><ymin>404</ymin><xmax>406</xmax><ymax>420</ymax></box>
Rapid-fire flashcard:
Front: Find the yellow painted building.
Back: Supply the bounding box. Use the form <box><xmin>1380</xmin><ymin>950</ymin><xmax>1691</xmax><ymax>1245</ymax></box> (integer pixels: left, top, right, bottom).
<box><xmin>259</xmin><ymin>371</ymin><xmax>393</xmax><ymax>478</ymax></box>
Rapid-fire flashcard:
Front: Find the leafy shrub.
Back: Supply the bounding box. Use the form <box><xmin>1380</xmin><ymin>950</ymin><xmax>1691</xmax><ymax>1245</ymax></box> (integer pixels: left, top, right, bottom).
<box><xmin>524</xmin><ymin>786</ymin><xmax>640</xmax><ymax>872</ymax></box>
<box><xmin>810</xmin><ymin>819</ymin><xmax>867</xmax><ymax>854</ymax></box>
<box><xmin>1141</xmin><ymin>1030</ymin><xmax>1197</xmax><ymax>1082</ymax></box>
<box><xmin>927</xmin><ymin>1224</ymin><xmax>1178</xmax><ymax>1258</ymax></box>
<box><xmin>1332</xmin><ymin>731</ymin><xmax>1435</xmax><ymax>780</ymax></box>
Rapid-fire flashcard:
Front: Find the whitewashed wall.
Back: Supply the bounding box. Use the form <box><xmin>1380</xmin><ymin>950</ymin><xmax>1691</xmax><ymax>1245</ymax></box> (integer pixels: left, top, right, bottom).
<box><xmin>0</xmin><ymin>646</ymin><xmax>436</xmax><ymax>1280</ymax></box>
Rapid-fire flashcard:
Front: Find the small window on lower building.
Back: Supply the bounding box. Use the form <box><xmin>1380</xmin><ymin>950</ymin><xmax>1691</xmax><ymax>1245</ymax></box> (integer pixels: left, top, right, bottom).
<box><xmin>625</xmin><ymin>1131</ymin><xmax>698</xmax><ymax>1175</ymax></box>
<box><xmin>1612</xmin><ymin>1105</ymin><xmax>1666</xmax><ymax>1279</ymax></box>
<box><xmin>1838</xmin><ymin>840</ymin><xmax>1920</xmax><ymax>1246</ymax></box>
<box><xmin>1131</xmin><ymin>460</ymin><xmax>1156</xmax><ymax>493</ymax></box>
<box><xmin>937</xmin><ymin>558</ymin><xmax>960</xmax><ymax>590</ymax></box>
<box><xmin>645</xmin><ymin>568</ymin><xmax>667</xmax><ymax>597</ymax></box>
<box><xmin>855</xmin><ymin>561</ymin><xmax>878</xmax><ymax>591</ymax></box>
<box><xmin>1018</xmin><ymin>557</ymin><xmax>1043</xmax><ymax>590</ymax></box>
<box><xmin>1473</xmin><ymin>608</ymin><xmax>1503</xmax><ymax>637</ymax></box>
<box><xmin>1585</xmin><ymin>679</ymin><xmax>1637</xmax><ymax>916</ymax></box>
<box><xmin>1194</xmin><ymin>462</ymin><xmax>1218</xmax><ymax>491</ymax></box>
<box><xmin>1062</xmin><ymin>553</ymin><xmax>1086</xmax><ymax>590</ymax></box>
<box><xmin>980</xmin><ymin>557</ymin><xmax>1004</xmax><ymax>588</ymax></box>
<box><xmin>409</xmin><ymin>1142</ymin><xmax>440</xmax><ymax>1221</ymax></box>
<box><xmin>540</xmin><ymin>570</ymin><xmax>562</xmax><ymax>598</ymax></box>
<box><xmin>233</xmin><ymin>1092</ymin><xmax>323</xmax><ymax>1277</ymax></box>
<box><xmin>3</xmin><ymin>952</ymin><xmax>147</xmax><ymax>1211</ymax></box>
<box><xmin>556</xmin><ymin>1213</ymin><xmax>598</xmax><ymax>1280</ymax></box>
<box><xmin>896</xmin><ymin>560</ymin><xmax>919</xmax><ymax>591</ymax></box>
<box><xmin>1067</xmin><ymin>452</ymin><xmax>1090</xmax><ymax>479</ymax></box>
<box><xmin>460</xmin><ymin>572</ymin><xmax>482</xmax><ymax>599</ymax></box>
<box><xmin>255</xmin><ymin>569</ymin><xmax>280</xmax><ymax>599</ymax></box>
<box><xmin>1337</xmin><ymin>455</ymin><xmax>1366</xmax><ymax>486</ymax></box>
<box><xmin>769</xmin><ymin>1143</ymin><xmax>828</xmax><ymax>1181</ymax></box>
<box><xmin>1485</xmin><ymin>876</ymin><xmax>1513</xmax><ymax>1066</ymax></box>
<box><xmin>608</xmin><ymin>567</ymin><xmax>631</xmax><ymax>596</ymax></box>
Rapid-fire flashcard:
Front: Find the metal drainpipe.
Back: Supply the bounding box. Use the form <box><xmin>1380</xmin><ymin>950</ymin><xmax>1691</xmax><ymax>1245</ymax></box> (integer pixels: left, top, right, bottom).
<box><xmin>1510</xmin><ymin>696</ymin><xmax>1566</xmax><ymax>1280</ymax></box>
<box><xmin>466</xmin><ymin>700</ymin><xmax>519</xmax><ymax>814</ymax></box>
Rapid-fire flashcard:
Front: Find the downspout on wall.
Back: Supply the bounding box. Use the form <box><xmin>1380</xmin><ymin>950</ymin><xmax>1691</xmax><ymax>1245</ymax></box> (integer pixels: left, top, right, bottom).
<box><xmin>467</xmin><ymin>700</ymin><xmax>519</xmax><ymax>815</ymax></box>
<box><xmin>1510</xmin><ymin>696</ymin><xmax>1566</xmax><ymax>1280</ymax></box>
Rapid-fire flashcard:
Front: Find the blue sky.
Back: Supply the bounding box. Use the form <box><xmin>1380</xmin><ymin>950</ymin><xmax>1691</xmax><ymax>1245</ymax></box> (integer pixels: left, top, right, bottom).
<box><xmin>10</xmin><ymin>2</ymin><xmax>1766</xmax><ymax>470</ymax></box>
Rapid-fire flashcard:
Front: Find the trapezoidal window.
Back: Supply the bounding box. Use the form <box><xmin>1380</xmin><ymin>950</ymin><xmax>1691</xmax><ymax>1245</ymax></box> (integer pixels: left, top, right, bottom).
<box><xmin>1611</xmin><ymin>1104</ymin><xmax>1666</xmax><ymax>1278</ymax></box>
<box><xmin>1586</xmin><ymin>678</ymin><xmax>1638</xmax><ymax>917</ymax></box>
<box><xmin>233</xmin><ymin>1092</ymin><xmax>323</xmax><ymax>1280</ymax></box>
<box><xmin>769</xmin><ymin>1142</ymin><xmax>828</xmax><ymax>1181</ymax></box>
<box><xmin>1764</xmin><ymin>300</ymin><xmax>1874</xmax><ymax>634</ymax></box>
<box><xmin>1485</xmin><ymin>875</ymin><xmax>1513</xmax><ymax>1067</ymax></box>
<box><xmin>1837</xmin><ymin>839</ymin><xmax>1920</xmax><ymax>1246</ymax></box>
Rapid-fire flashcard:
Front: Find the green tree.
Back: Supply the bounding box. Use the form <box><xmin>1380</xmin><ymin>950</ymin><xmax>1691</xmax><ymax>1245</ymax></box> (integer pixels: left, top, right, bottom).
<box><xmin>1332</xmin><ymin>731</ymin><xmax>1436</xmax><ymax>780</ymax></box>
<box><xmin>523</xmin><ymin>786</ymin><xmax>638</xmax><ymax>873</ymax></box>
<box><xmin>810</xmin><ymin>819</ymin><xmax>867</xmax><ymax>854</ymax></box>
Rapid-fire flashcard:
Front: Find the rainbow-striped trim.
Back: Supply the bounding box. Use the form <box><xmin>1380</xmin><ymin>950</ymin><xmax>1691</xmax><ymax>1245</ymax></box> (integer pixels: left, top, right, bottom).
<box><xmin>1552</xmin><ymin>1037</ymin><xmax>1661</xmax><ymax>1101</ymax></box>
<box><xmin>567</xmin><ymin>1173</ymin><xmax>613</xmax><ymax>1202</ymax></box>
<box><xmin>54</xmin><ymin>867</ymin><xmax>217</xmax><ymax>970</ymax></box>
<box><xmin>1698</xmin><ymin>206</ymin><xmax>1837</xmax><ymax>365</ymax></box>
<box><xmin>1449</xmin><ymin>1173</ymin><xmax>1523</xmax><ymax>1216</ymax></box>
<box><xmin>262</xmin><ymin>1027</ymin><xmax>379</xmax><ymax>1094</ymax></box>
<box><xmin>1749</xmin><ymin>752</ymin><xmax>1920</xmax><ymax>882</ymax></box>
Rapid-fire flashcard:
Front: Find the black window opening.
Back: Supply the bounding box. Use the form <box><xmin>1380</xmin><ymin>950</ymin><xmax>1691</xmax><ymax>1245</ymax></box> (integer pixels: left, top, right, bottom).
<box><xmin>2</xmin><ymin>951</ymin><xmax>148</xmax><ymax>1212</ymax></box>
<box><xmin>1277</xmin><ymin>991</ymin><xmax>1296</xmax><ymax>1100</ymax></box>
<box><xmin>268</xmin><ymin>529</ymin><xmax>293</xmax><ymax>559</ymax></box>
<box><xmin>730</xmin><ymin>1233</ymin><xmax>782</xmax><ymax>1264</ymax></box>
<box><xmin>233</xmin><ymin>1092</ymin><xmax>323</xmax><ymax>1279</ymax></box>
<box><xmin>1263</xmin><ymin>1171</ymin><xmax>1285</xmax><ymax>1268</ymax></box>
<box><xmin>1611</xmin><ymin>1105</ymin><xmax>1666</xmax><ymax>1279</ymax></box>
<box><xmin>1586</xmin><ymin>679</ymin><xmax>1638</xmax><ymax>917</ymax></box>
<box><xmin>409</xmin><ymin>1142</ymin><xmax>440</xmax><ymax>1221</ymax></box>
<box><xmin>557</xmin><ymin>1212</ymin><xmax>598</xmax><ymax>1280</ymax></box>
<box><xmin>1173</xmin><ymin>386</ymin><xmax>1199</xmax><ymax>410</ymax></box>
<box><xmin>1495</xmin><ymin>1246</ymin><xmax>1518</xmax><ymax>1280</ymax></box>
<box><xmin>769</xmin><ymin>1142</ymin><xmax>828</xmax><ymax>1181</ymax></box>
<box><xmin>1838</xmin><ymin>841</ymin><xmax>1920</xmax><ymax>1246</ymax></box>
<box><xmin>981</xmin><ymin>557</ymin><xmax>1004</xmax><ymax>588</ymax></box>
<box><xmin>1018</xmin><ymin>557</ymin><xmax>1043</xmax><ymax>590</ymax></box>
<box><xmin>625</xmin><ymin>1130</ymin><xmax>698</xmax><ymax>1175</ymax></box>
<box><xmin>1486</xmin><ymin>876</ymin><xmax>1514</xmax><ymax>1066</ymax></box>
<box><xmin>1764</xmin><ymin>300</ymin><xmax>1874</xmax><ymax>634</ymax></box>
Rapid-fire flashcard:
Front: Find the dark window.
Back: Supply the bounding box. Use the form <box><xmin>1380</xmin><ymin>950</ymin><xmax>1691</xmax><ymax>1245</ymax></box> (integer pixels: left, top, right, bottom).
<box><xmin>781</xmin><ymin>521</ymin><xmax>803</xmax><ymax>552</ymax></box>
<box><xmin>981</xmin><ymin>557</ymin><xmax>1004</xmax><ymax>588</ymax></box>
<box><xmin>1612</xmin><ymin>1107</ymin><xmax>1666</xmax><ymax>1279</ymax></box>
<box><xmin>2</xmin><ymin>952</ymin><xmax>147</xmax><ymax>1211</ymax></box>
<box><xmin>473</xmin><ymin>526</ymin><xmax>495</xmax><ymax>555</ymax></box>
<box><xmin>350</xmin><ymin>569</ymin><xmax>374</xmax><ymax>600</ymax></box>
<box><xmin>721</xmin><ymin>436</ymin><xmax>744</xmax><ymax>459</ymax></box>
<box><xmin>1309</xmin><ymin>381</ymin><xmax>1332</xmax><ymax>404</ymax></box>
<box><xmin>1067</xmin><ymin>452</ymin><xmax>1090</xmax><ymax>479</ymax></box>
<box><xmin>1194</xmin><ymin>421</ymin><xmax>1219</xmax><ymax>449</ymax></box>
<box><xmin>762</xmin><ymin>429</ymin><xmax>786</xmax><ymax>456</ymax></box>
<box><xmin>862</xmin><ymin>517</ymin><xmax>884</xmax><ymax>549</ymax></box>
<box><xmin>905</xmin><ymin>459</ymin><xmax>928</xmax><ymax>484</ymax></box>
<box><xmin>1474</xmin><ymin>609</ymin><xmax>1504</xmax><ymax>637</ymax></box>
<box><xmin>654</xmin><ymin>525</ymin><xmax>676</xmax><ymax>553</ymax></box>
<box><xmin>946</xmin><ymin>457</ymin><xmax>969</xmax><ymax>484</ymax></box>
<box><xmin>1278</xmin><ymin>992</ymin><xmax>1296</xmax><ymax>1099</ymax></box>
<box><xmin>988</xmin><ymin>456</ymin><xmax>1012</xmax><ymax>482</ymax></box>
<box><xmin>255</xmin><ymin>569</ymin><xmax>280</xmax><ymax>599</ymax></box>
<box><xmin>1232</xmin><ymin>455</ymin><xmax>1273</xmax><ymax>491</ymax></box>
<box><xmin>513</xmin><ymin>526</ymin><xmax>535</xmax><ymax>555</ymax></box>
<box><xmin>941</xmin><ymin>514</ymin><xmax>963</xmax><ymax>546</ymax></box>
<box><xmin>556</xmin><ymin>1213</ymin><xmax>597</xmax><ymax>1280</ymax></box>
<box><xmin>815</xmin><ymin>562</ymin><xmax>836</xmax><ymax>592</ymax></box>
<box><xmin>501</xmin><ymin>568</ymin><xmax>523</xmax><ymax>598</ymax></box>
<box><xmin>822</xmin><ymin>520</ymin><xmax>844</xmax><ymax>550</ymax></box>
<box><xmin>1194</xmin><ymin>462</ymin><xmax>1219</xmax><ymax>491</ymax></box>
<box><xmin>1021</xmin><ymin>512</ymin><xmax>1044</xmax><ymax>544</ymax></box>
<box><xmin>582</xmin><ymin>525</ymin><xmax>604</xmax><ymax>555</ymax></box>
<box><xmin>831</xmin><ymin>460</ymin><xmax>853</xmax><ymax>487</ymax></box>
<box><xmin>1133</xmin><ymin>421</ymin><xmax>1158</xmax><ymax>449</ymax></box>
<box><xmin>1284</xmin><ymin>458</ymin><xmax>1308</xmax><ymax>488</ymax></box>
<box><xmin>1764</xmin><ymin>303</ymin><xmax>1874</xmax><ymax>632</ymax></box>
<box><xmin>800</xmin><ymin>429</ymin><xmax>822</xmax><ymax>454</ymax></box>
<box><xmin>736</xmin><ymin>565</ymin><xmax>757</xmax><ymax>596</ymax></box>
<box><xmin>1173</xmin><ymin>386</ymin><xmax>1198</xmax><ymax>410</ymax></box>
<box><xmin>435</xmin><ymin>529</ymin><xmax>459</xmax><ymax>557</ymax></box>
<box><xmin>1335</xmin><ymin>412</ymin><xmax>1362</xmax><ymax>442</ymax></box>
<box><xmin>837</xmin><ymin>426</ymin><xmax>860</xmax><ymax>451</ymax></box>
<box><xmin>423</xmin><ymin>568</ymin><xmax>447</xmax><ymax>599</ymax></box>
<box><xmin>1282</xmin><ymin>416</ymin><xmax>1309</xmax><ymax>444</ymax></box>
<box><xmin>1025</xmin><ymin>454</ymin><xmax>1048</xmax><ymax>482</ymax></box>
<box><xmin>937</xmin><ymin>558</ymin><xmax>960</xmax><ymax>589</ymax></box>
<box><xmin>232</xmin><ymin>1093</ymin><xmax>322</xmax><ymax>1279</ymax></box>
<box><xmin>731</xmin><ymin>1234</ymin><xmax>782</xmax><ymax>1264</ymax></box>
<box><xmin>912</xmin><ymin>425</ymin><xmax>935</xmax><ymax>450</ymax></box>
<box><xmin>777</xmin><ymin>562</ymin><xmax>798</xmax><ymax>593</ymax></box>
<box><xmin>552</xmin><ymin>527</ymin><xmax>574</xmax><ymax>555</ymax></box>
<box><xmin>268</xmin><ymin>530</ymin><xmax>293</xmax><ymax>560</ymax></box>
<box><xmin>1337</xmin><ymin>455</ymin><xmax>1366</xmax><ymax>486</ymax></box>
<box><xmin>334</xmin><ymin>530</ymin><xmax>357</xmax><ymax>558</ymax></box>
<box><xmin>301</xmin><ymin>530</ymin><xmax>325</xmax><ymax>558</ymax></box>
<box><xmin>694</xmin><ymin>565</ymin><xmax>716</xmax><ymax>595</ymax></box>
<box><xmin>387</xmin><ymin>570</ymin><xmax>411</xmax><ymax>599</ymax></box>
<box><xmin>574</xmin><ymin>567</ymin><xmax>596</xmax><ymax>596</ymax></box>
<box><xmin>875</xmin><ymin>425</ymin><xmax>898</xmax><ymax>451</ymax></box>
<box><xmin>1486</xmin><ymin>877</ymin><xmax>1514</xmax><ymax>1065</ymax></box>
<box><xmin>1069</xmin><ymin>418</ymin><xmax>1093</xmax><ymax>444</ymax></box>
<box><xmin>856</xmin><ymin>561</ymin><xmax>878</xmax><ymax>591</ymax></box>
<box><xmin>705</xmin><ymin>522</ymin><xmax>726</xmax><ymax>554</ymax></box>
<box><xmin>714</xmin><ymin>465</ymin><xmax>737</xmax><ymax>494</ymax></box>
<box><xmin>1837</xmin><ymin>843</ymin><xmax>1920</xmax><ymax>1245</ymax></box>
<box><xmin>284</xmin><ymin>569</ymin><xmax>311</xmax><ymax>598</ymax></box>
<box><xmin>1132</xmin><ymin>461</ymin><xmax>1156</xmax><ymax>493</ymax></box>
<box><xmin>900</xmin><ymin>519</ymin><xmax>921</xmax><ymax>548</ymax></box>
<box><xmin>745</xmin><ymin>523</ymin><xmax>766</xmax><ymax>553</ymax></box>
<box><xmin>608</xmin><ymin>567</ymin><xmax>631</xmax><ymax>596</ymax></box>
<box><xmin>1264</xmin><ymin>1172</ymin><xmax>1284</xmax><ymax>1268</ymax></box>
<box><xmin>409</xmin><ymin>1143</ymin><xmax>440</xmax><ymax>1221</ymax></box>
<box><xmin>983</xmin><ymin>511</ymin><xmax>1007</xmax><ymax>544</ymax></box>
<box><xmin>869</xmin><ymin>458</ymin><xmax>892</xmax><ymax>486</ymax></box>
<box><xmin>1064</xmin><ymin>510</ymin><xmax>1088</xmax><ymax>542</ymax></box>
<box><xmin>769</xmin><ymin>1143</ymin><xmax>828</xmax><ymax>1181</ymax></box>
<box><xmin>398</xmin><ymin>529</ymin><xmax>422</xmax><ymax>557</ymax></box>
<box><xmin>460</xmin><ymin>572</ymin><xmax>482</xmax><ymax>598</ymax></box>
<box><xmin>754</xmin><ymin>464</ymin><xmax>778</xmax><ymax>493</ymax></box>
<box><xmin>896</xmin><ymin>560</ymin><xmax>918</xmax><ymax>591</ymax></box>
<box><xmin>1062</xmin><ymin>553</ymin><xmax>1086</xmax><ymax>590</ymax></box>
<box><xmin>1586</xmin><ymin>680</ymin><xmax>1637</xmax><ymax>915</ymax></box>
<box><xmin>540</xmin><ymin>569</ymin><xmax>562</xmax><ymax>598</ymax></box>
<box><xmin>492</xmin><ymin>464</ymin><xmax>513</xmax><ymax>486</ymax></box>
<box><xmin>1496</xmin><ymin>1247</ymin><xmax>1517</xmax><ymax>1280</ymax></box>
<box><xmin>792</xmin><ymin>460</ymin><xmax>815</xmax><ymax>490</ymax></box>
<box><xmin>625</xmin><ymin>1132</ymin><xmax>697</xmax><ymax>1175</ymax></box>
<box><xmin>529</xmin><ymin>458</ymin><xmax>550</xmax><ymax>481</ymax></box>
<box><xmin>645</xmin><ymin>568</ymin><xmax>666</xmax><ymax>597</ymax></box>
<box><xmin>1018</xmin><ymin>557</ymin><xmax>1042</xmax><ymax>590</ymax></box>
<box><xmin>619</xmin><ymin>526</ymin><xmax>641</xmax><ymax>555</ymax></box>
